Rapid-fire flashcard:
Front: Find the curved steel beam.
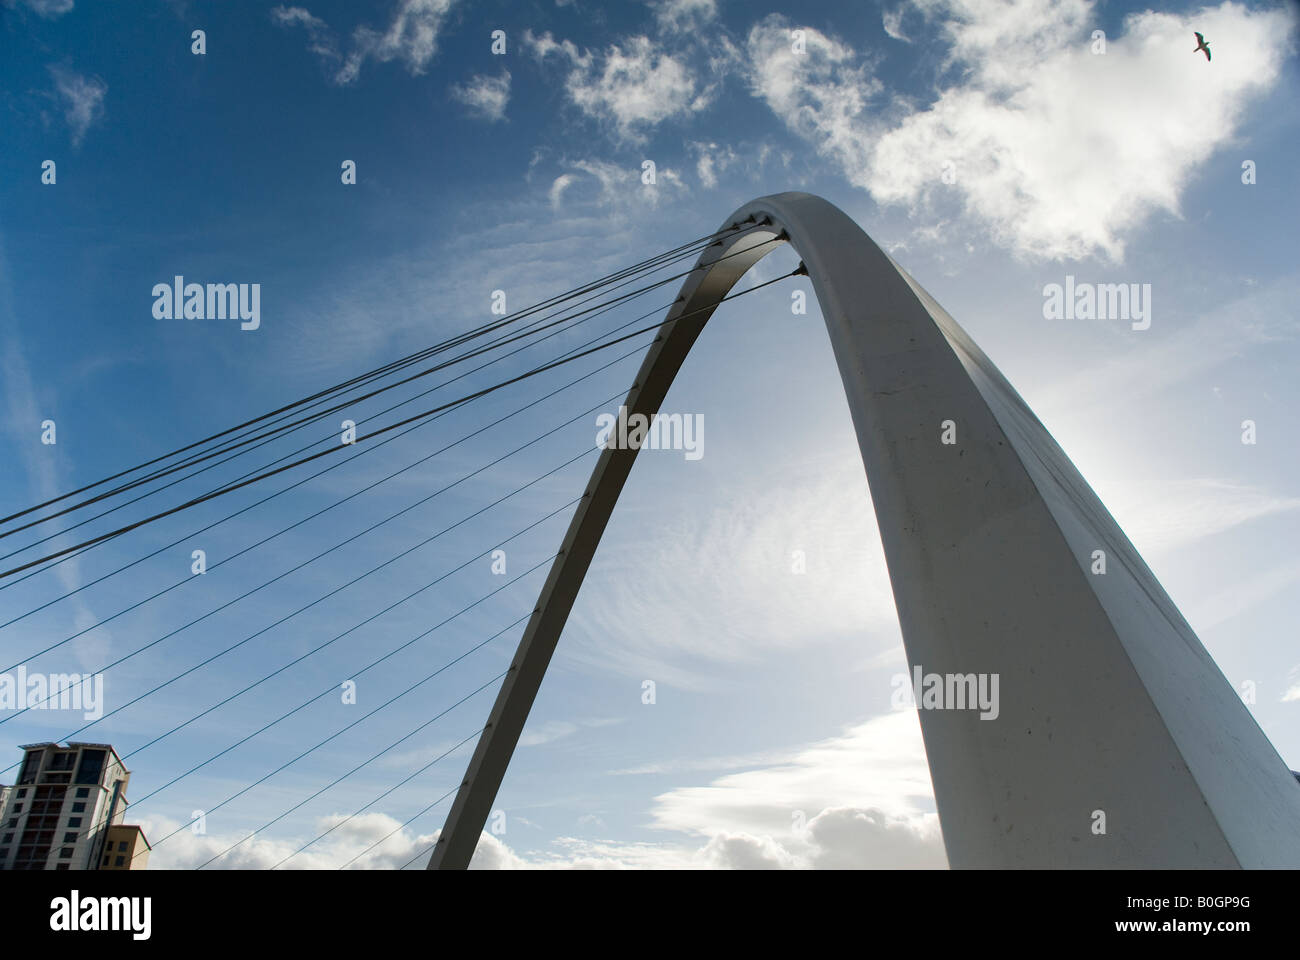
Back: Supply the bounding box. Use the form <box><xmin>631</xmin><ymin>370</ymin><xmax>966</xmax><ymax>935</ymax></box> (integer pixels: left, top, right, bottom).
<box><xmin>430</xmin><ymin>192</ymin><xmax>1300</xmax><ymax>869</ymax></box>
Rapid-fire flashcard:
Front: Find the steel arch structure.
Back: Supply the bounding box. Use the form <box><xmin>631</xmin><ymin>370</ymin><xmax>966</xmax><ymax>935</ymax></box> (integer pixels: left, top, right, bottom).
<box><xmin>430</xmin><ymin>192</ymin><xmax>1300</xmax><ymax>869</ymax></box>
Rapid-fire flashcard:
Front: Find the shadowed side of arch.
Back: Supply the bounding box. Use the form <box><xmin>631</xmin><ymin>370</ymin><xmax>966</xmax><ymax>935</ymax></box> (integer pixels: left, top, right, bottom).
<box><xmin>429</xmin><ymin>192</ymin><xmax>1300</xmax><ymax>870</ymax></box>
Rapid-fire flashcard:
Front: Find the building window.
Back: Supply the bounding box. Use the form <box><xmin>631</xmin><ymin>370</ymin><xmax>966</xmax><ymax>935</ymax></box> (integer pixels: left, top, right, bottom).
<box><xmin>67</xmin><ymin>818</ymin><xmax>81</xmax><ymax>828</ymax></box>
<box><xmin>59</xmin><ymin>847</ymin><xmax>73</xmax><ymax>858</ymax></box>
<box><xmin>16</xmin><ymin>788</ymin><xmax>27</xmax><ymax>797</ymax></box>
<box><xmin>2</xmin><ymin>833</ymin><xmax>10</xmax><ymax>843</ymax></box>
<box><xmin>55</xmin><ymin>863</ymin><xmax>69</xmax><ymax>870</ymax></box>
<box><xmin>72</xmin><ymin>802</ymin><xmax>85</xmax><ymax>812</ymax></box>
<box><xmin>75</xmin><ymin>750</ymin><xmax>106</xmax><ymax>785</ymax></box>
<box><xmin>75</xmin><ymin>787</ymin><xmax>89</xmax><ymax>798</ymax></box>
<box><xmin>103</xmin><ymin>855</ymin><xmax>110</xmax><ymax>865</ymax></box>
<box><xmin>114</xmin><ymin>855</ymin><xmax>125</xmax><ymax>867</ymax></box>
<box><xmin>18</xmin><ymin>749</ymin><xmax>44</xmax><ymax>785</ymax></box>
<box><xmin>49</xmin><ymin>751</ymin><xmax>76</xmax><ymax>771</ymax></box>
<box><xmin>6</xmin><ymin>818</ymin><xmax>16</xmax><ymax>827</ymax></box>
<box><xmin>63</xmin><ymin>832</ymin><xmax>77</xmax><ymax>843</ymax></box>
<box><xmin>12</xmin><ymin>804</ymin><xmax>21</xmax><ymax>812</ymax></box>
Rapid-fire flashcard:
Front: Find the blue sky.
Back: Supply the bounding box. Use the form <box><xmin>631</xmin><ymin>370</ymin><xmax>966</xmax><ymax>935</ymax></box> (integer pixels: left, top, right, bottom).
<box><xmin>0</xmin><ymin>0</ymin><xmax>1297</xmax><ymax>868</ymax></box>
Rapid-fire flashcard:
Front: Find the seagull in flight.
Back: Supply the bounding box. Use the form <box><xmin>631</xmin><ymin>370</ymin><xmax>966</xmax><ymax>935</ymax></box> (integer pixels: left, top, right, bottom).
<box><xmin>1193</xmin><ymin>31</ymin><xmax>1211</xmax><ymax>61</ymax></box>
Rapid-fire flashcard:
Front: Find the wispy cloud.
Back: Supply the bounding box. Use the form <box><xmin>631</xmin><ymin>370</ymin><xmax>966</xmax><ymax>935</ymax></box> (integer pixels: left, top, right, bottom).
<box><xmin>1283</xmin><ymin>666</ymin><xmax>1300</xmax><ymax>703</ymax></box>
<box><xmin>564</xmin><ymin>456</ymin><xmax>899</xmax><ymax>690</ymax></box>
<box><xmin>48</xmin><ymin>64</ymin><xmax>106</xmax><ymax>147</ymax></box>
<box><xmin>1111</xmin><ymin>478</ymin><xmax>1300</xmax><ymax>557</ymax></box>
<box><xmin>4</xmin><ymin>0</ymin><xmax>75</xmax><ymax>18</ymax></box>
<box><xmin>649</xmin><ymin>0</ymin><xmax>718</xmax><ymax>34</ymax></box>
<box><xmin>450</xmin><ymin>69</ymin><xmax>511</xmax><ymax>122</ymax></box>
<box><xmin>545</xmin><ymin>156</ymin><xmax>688</xmax><ymax>213</ymax></box>
<box><xmin>1036</xmin><ymin>272</ymin><xmax>1300</xmax><ymax>416</ymax></box>
<box><xmin>688</xmin><ymin>140</ymin><xmax>740</xmax><ymax>188</ymax></box>
<box><xmin>0</xmin><ymin>237</ymin><xmax>106</xmax><ymax>667</ymax></box>
<box><xmin>273</xmin><ymin>0</ymin><xmax>456</xmax><ymax>85</ymax></box>
<box><xmin>517</xmin><ymin>716</ymin><xmax>622</xmax><ymax>748</ymax></box>
<box><xmin>270</xmin><ymin>6</ymin><xmax>338</xmax><ymax>61</ymax></box>
<box><xmin>1185</xmin><ymin>560</ymin><xmax>1300</xmax><ymax>636</ymax></box>
<box><xmin>882</xmin><ymin>6</ymin><xmax>911</xmax><ymax>42</ymax></box>
<box><xmin>744</xmin><ymin>15</ymin><xmax>879</xmax><ymax>185</ymax></box>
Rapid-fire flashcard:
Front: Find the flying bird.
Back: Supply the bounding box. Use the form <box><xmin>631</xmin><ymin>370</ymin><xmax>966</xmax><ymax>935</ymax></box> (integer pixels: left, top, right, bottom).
<box><xmin>1193</xmin><ymin>31</ymin><xmax>1211</xmax><ymax>61</ymax></box>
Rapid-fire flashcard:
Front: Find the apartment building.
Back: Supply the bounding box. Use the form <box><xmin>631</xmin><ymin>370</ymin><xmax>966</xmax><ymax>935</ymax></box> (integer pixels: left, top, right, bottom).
<box><xmin>0</xmin><ymin>742</ymin><xmax>150</xmax><ymax>870</ymax></box>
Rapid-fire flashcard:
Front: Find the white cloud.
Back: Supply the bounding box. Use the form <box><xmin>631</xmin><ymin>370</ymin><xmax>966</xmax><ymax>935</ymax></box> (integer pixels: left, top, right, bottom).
<box><xmin>689</xmin><ymin>140</ymin><xmax>740</xmax><ymax>188</ymax></box>
<box><xmin>4</xmin><ymin>0</ymin><xmax>74</xmax><ymax>17</ymax></box>
<box><xmin>565</xmin><ymin>458</ymin><xmax>898</xmax><ymax>689</ymax></box>
<box><xmin>548</xmin><ymin>172</ymin><xmax>577</xmax><ymax>209</ymax></box>
<box><xmin>1283</xmin><ymin>666</ymin><xmax>1300</xmax><ymax>703</ymax></box>
<box><xmin>867</xmin><ymin>0</ymin><xmax>1296</xmax><ymax>261</ymax></box>
<box><xmin>142</xmin><ymin>711</ymin><xmax>944</xmax><ymax>869</ymax></box>
<box><xmin>340</xmin><ymin>0</ymin><xmax>455</xmax><ymax>82</ymax></box>
<box><xmin>546</xmin><ymin>157</ymin><xmax>688</xmax><ymax>214</ymax></box>
<box><xmin>517</xmin><ymin>716</ymin><xmax>622</xmax><ymax>747</ymax></box>
<box><xmin>48</xmin><ymin>65</ymin><xmax>106</xmax><ymax>147</ymax></box>
<box><xmin>744</xmin><ymin>15</ymin><xmax>879</xmax><ymax>186</ymax></box>
<box><xmin>1185</xmin><ymin>560</ymin><xmax>1300</xmax><ymax>635</ymax></box>
<box><xmin>450</xmin><ymin>69</ymin><xmax>511</xmax><ymax>122</ymax></box>
<box><xmin>1036</xmin><ymin>273</ymin><xmax>1300</xmax><ymax>419</ymax></box>
<box><xmin>271</xmin><ymin>6</ymin><xmax>339</xmax><ymax>61</ymax></box>
<box><xmin>649</xmin><ymin>0</ymin><xmax>718</xmax><ymax>33</ymax></box>
<box><xmin>744</xmin><ymin>2</ymin><xmax>1295</xmax><ymax>262</ymax></box>
<box><xmin>273</xmin><ymin>0</ymin><xmax>455</xmax><ymax>85</ymax></box>
<box><xmin>525</xmin><ymin>30</ymin><xmax>708</xmax><ymax>143</ymax></box>
<box><xmin>0</xmin><ymin>240</ymin><xmax>105</xmax><ymax>663</ymax></box>
<box><xmin>498</xmin><ymin>712</ymin><xmax>946</xmax><ymax>869</ymax></box>
<box><xmin>1112</xmin><ymin>478</ymin><xmax>1300</xmax><ymax>556</ymax></box>
<box><xmin>139</xmin><ymin>811</ymin><xmax>526</xmax><ymax>870</ymax></box>
<box><xmin>138</xmin><ymin>811</ymin><xmax>418</xmax><ymax>869</ymax></box>
<box><xmin>648</xmin><ymin>711</ymin><xmax>938</xmax><ymax>834</ymax></box>
<box><xmin>882</xmin><ymin>7</ymin><xmax>911</xmax><ymax>42</ymax></box>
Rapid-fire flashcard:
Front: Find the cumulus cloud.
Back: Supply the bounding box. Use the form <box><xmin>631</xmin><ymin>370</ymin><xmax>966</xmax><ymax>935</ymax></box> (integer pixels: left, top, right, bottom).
<box><xmin>273</xmin><ymin>0</ymin><xmax>455</xmax><ymax>85</ymax></box>
<box><xmin>872</xmin><ymin>0</ymin><xmax>1296</xmax><ymax>261</ymax></box>
<box><xmin>501</xmin><ymin>712</ymin><xmax>945</xmax><ymax>869</ymax></box>
<box><xmin>451</xmin><ymin>69</ymin><xmax>511</xmax><ymax>121</ymax></box>
<box><xmin>525</xmin><ymin>29</ymin><xmax>710</xmax><ymax>142</ymax></box>
<box><xmin>139</xmin><ymin>811</ymin><xmax>528</xmax><ymax>870</ymax></box>
<box><xmin>138</xmin><ymin>812</ymin><xmax>415</xmax><ymax>870</ymax></box>
<box><xmin>47</xmin><ymin>65</ymin><xmax>106</xmax><ymax>147</ymax></box>
<box><xmin>744</xmin><ymin>15</ymin><xmax>880</xmax><ymax>185</ymax></box>
<box><xmin>638</xmin><ymin>712</ymin><xmax>945</xmax><ymax>868</ymax></box>
<box><xmin>745</xmin><ymin>1</ymin><xmax>1295</xmax><ymax>262</ymax></box>
<box><xmin>648</xmin><ymin>712</ymin><xmax>938</xmax><ymax>831</ymax></box>
<box><xmin>139</xmin><ymin>710</ymin><xmax>943</xmax><ymax>870</ymax></box>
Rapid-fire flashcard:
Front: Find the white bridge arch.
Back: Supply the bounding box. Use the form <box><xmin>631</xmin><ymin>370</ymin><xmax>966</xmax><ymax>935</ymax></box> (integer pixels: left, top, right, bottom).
<box><xmin>430</xmin><ymin>192</ymin><xmax>1300</xmax><ymax>869</ymax></box>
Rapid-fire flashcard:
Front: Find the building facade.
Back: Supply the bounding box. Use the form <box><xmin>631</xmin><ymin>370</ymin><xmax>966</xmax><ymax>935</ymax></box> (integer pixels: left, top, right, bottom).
<box><xmin>0</xmin><ymin>742</ymin><xmax>150</xmax><ymax>870</ymax></box>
